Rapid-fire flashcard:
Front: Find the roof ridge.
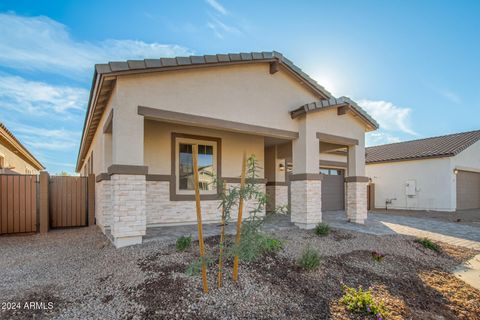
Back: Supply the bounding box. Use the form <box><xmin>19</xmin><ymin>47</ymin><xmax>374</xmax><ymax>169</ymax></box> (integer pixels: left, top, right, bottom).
<box><xmin>367</xmin><ymin>129</ymin><xmax>480</xmax><ymax>149</ymax></box>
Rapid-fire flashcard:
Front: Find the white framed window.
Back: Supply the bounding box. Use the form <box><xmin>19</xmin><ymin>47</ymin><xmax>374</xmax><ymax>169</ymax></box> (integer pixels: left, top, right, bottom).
<box><xmin>175</xmin><ymin>137</ymin><xmax>217</xmax><ymax>195</ymax></box>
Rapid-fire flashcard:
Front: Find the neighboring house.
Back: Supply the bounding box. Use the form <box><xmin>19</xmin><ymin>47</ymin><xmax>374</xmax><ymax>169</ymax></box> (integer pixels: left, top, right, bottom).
<box><xmin>366</xmin><ymin>130</ymin><xmax>480</xmax><ymax>212</ymax></box>
<box><xmin>0</xmin><ymin>122</ymin><xmax>44</xmax><ymax>175</ymax></box>
<box><xmin>76</xmin><ymin>52</ymin><xmax>378</xmax><ymax>248</ymax></box>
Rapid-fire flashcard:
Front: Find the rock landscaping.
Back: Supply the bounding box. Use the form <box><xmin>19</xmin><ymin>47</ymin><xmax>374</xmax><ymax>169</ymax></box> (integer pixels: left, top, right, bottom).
<box><xmin>1</xmin><ymin>224</ymin><xmax>479</xmax><ymax>319</ymax></box>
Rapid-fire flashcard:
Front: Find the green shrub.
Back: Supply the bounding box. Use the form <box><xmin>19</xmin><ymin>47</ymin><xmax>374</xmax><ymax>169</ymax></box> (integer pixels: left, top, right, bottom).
<box><xmin>185</xmin><ymin>256</ymin><xmax>214</xmax><ymax>276</ymax></box>
<box><xmin>298</xmin><ymin>246</ymin><xmax>321</xmax><ymax>270</ymax></box>
<box><xmin>340</xmin><ymin>285</ymin><xmax>388</xmax><ymax>319</ymax></box>
<box><xmin>261</xmin><ymin>237</ymin><xmax>283</xmax><ymax>253</ymax></box>
<box><xmin>314</xmin><ymin>223</ymin><xmax>330</xmax><ymax>236</ymax></box>
<box><xmin>176</xmin><ymin>235</ymin><xmax>192</xmax><ymax>252</ymax></box>
<box><xmin>415</xmin><ymin>237</ymin><xmax>440</xmax><ymax>252</ymax></box>
<box><xmin>371</xmin><ymin>251</ymin><xmax>385</xmax><ymax>262</ymax></box>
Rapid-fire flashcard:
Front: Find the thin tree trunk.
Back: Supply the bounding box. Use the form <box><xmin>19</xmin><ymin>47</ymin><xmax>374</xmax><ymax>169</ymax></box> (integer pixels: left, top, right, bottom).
<box><xmin>192</xmin><ymin>145</ymin><xmax>208</xmax><ymax>293</ymax></box>
<box><xmin>233</xmin><ymin>151</ymin><xmax>247</xmax><ymax>282</ymax></box>
<box><xmin>217</xmin><ymin>182</ymin><xmax>226</xmax><ymax>288</ymax></box>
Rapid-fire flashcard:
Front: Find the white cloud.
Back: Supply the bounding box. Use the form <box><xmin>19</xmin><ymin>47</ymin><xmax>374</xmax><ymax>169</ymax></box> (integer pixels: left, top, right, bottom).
<box><xmin>7</xmin><ymin>122</ymin><xmax>80</xmax><ymax>151</ymax></box>
<box><xmin>205</xmin><ymin>0</ymin><xmax>228</xmax><ymax>15</ymax></box>
<box><xmin>439</xmin><ymin>89</ymin><xmax>462</xmax><ymax>104</ymax></box>
<box><xmin>366</xmin><ymin>131</ymin><xmax>402</xmax><ymax>147</ymax></box>
<box><xmin>0</xmin><ymin>13</ymin><xmax>192</xmax><ymax>76</ymax></box>
<box><xmin>207</xmin><ymin>16</ymin><xmax>243</xmax><ymax>39</ymax></box>
<box><xmin>358</xmin><ymin>99</ymin><xmax>417</xmax><ymax>136</ymax></box>
<box><xmin>0</xmin><ymin>74</ymin><xmax>88</xmax><ymax>115</ymax></box>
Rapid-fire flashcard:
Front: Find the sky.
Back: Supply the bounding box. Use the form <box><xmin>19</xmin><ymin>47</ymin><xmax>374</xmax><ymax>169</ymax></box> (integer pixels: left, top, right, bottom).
<box><xmin>0</xmin><ymin>0</ymin><xmax>479</xmax><ymax>174</ymax></box>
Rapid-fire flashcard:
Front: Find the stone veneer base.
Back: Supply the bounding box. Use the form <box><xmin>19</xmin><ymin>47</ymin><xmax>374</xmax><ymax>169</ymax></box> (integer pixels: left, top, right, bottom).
<box><xmin>290</xmin><ymin>179</ymin><xmax>322</xmax><ymax>226</ymax></box>
<box><xmin>346</xmin><ymin>181</ymin><xmax>368</xmax><ymax>224</ymax></box>
<box><xmin>110</xmin><ymin>174</ymin><xmax>147</xmax><ymax>248</ymax></box>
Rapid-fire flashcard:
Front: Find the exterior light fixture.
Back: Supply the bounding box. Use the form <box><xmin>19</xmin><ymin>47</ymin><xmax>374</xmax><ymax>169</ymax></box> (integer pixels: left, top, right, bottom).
<box><xmin>279</xmin><ymin>163</ymin><xmax>285</xmax><ymax>171</ymax></box>
<box><xmin>454</xmin><ymin>169</ymin><xmax>458</xmax><ymax>175</ymax></box>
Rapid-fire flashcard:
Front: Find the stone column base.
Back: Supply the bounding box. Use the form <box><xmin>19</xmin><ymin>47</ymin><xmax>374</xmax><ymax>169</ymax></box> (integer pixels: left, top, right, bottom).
<box><xmin>111</xmin><ymin>174</ymin><xmax>147</xmax><ymax>248</ymax></box>
<box><xmin>290</xmin><ymin>179</ymin><xmax>322</xmax><ymax>229</ymax></box>
<box><xmin>346</xmin><ymin>181</ymin><xmax>368</xmax><ymax>224</ymax></box>
<box><xmin>95</xmin><ymin>179</ymin><xmax>112</xmax><ymax>234</ymax></box>
<box><xmin>266</xmin><ymin>184</ymin><xmax>289</xmax><ymax>212</ymax></box>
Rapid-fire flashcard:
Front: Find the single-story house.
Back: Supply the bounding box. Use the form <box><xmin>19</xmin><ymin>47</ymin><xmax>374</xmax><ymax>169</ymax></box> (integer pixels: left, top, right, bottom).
<box><xmin>366</xmin><ymin>130</ymin><xmax>480</xmax><ymax>211</ymax></box>
<box><xmin>76</xmin><ymin>51</ymin><xmax>378</xmax><ymax>248</ymax></box>
<box><xmin>0</xmin><ymin>122</ymin><xmax>44</xmax><ymax>174</ymax></box>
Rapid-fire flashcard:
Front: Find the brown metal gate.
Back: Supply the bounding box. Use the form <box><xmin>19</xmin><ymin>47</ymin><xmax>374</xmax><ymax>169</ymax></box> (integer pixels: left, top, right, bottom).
<box><xmin>49</xmin><ymin>176</ymin><xmax>88</xmax><ymax>228</ymax></box>
<box><xmin>0</xmin><ymin>175</ymin><xmax>38</xmax><ymax>235</ymax></box>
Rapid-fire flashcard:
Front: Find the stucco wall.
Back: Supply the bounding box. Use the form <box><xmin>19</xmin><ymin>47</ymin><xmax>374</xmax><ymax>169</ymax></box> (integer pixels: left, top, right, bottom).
<box><xmin>117</xmin><ymin>63</ymin><xmax>320</xmax><ymax>133</ymax></box>
<box><xmin>366</xmin><ymin>158</ymin><xmax>454</xmax><ymax>211</ymax></box>
<box><xmin>0</xmin><ymin>142</ymin><xmax>39</xmax><ymax>174</ymax></box>
<box><xmin>144</xmin><ymin>120</ymin><xmax>265</xmax><ymax>177</ymax></box>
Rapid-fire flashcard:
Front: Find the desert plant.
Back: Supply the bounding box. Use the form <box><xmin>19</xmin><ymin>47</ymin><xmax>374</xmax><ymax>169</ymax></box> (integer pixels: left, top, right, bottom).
<box><xmin>176</xmin><ymin>235</ymin><xmax>192</xmax><ymax>252</ymax></box>
<box><xmin>340</xmin><ymin>285</ymin><xmax>388</xmax><ymax>319</ymax></box>
<box><xmin>314</xmin><ymin>222</ymin><xmax>330</xmax><ymax>236</ymax></box>
<box><xmin>261</xmin><ymin>236</ymin><xmax>283</xmax><ymax>253</ymax></box>
<box><xmin>186</xmin><ymin>256</ymin><xmax>215</xmax><ymax>276</ymax></box>
<box><xmin>415</xmin><ymin>237</ymin><xmax>440</xmax><ymax>252</ymax></box>
<box><xmin>273</xmin><ymin>204</ymin><xmax>290</xmax><ymax>215</ymax></box>
<box><xmin>298</xmin><ymin>246</ymin><xmax>321</xmax><ymax>270</ymax></box>
<box><xmin>371</xmin><ymin>251</ymin><xmax>385</xmax><ymax>262</ymax></box>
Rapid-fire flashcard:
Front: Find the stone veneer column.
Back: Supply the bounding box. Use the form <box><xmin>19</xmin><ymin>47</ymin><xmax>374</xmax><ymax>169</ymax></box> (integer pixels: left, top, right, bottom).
<box><xmin>95</xmin><ymin>178</ymin><xmax>112</xmax><ymax>234</ymax></box>
<box><xmin>345</xmin><ymin>177</ymin><xmax>369</xmax><ymax>224</ymax></box>
<box><xmin>290</xmin><ymin>175</ymin><xmax>322</xmax><ymax>229</ymax></box>
<box><xmin>110</xmin><ymin>174</ymin><xmax>147</xmax><ymax>248</ymax></box>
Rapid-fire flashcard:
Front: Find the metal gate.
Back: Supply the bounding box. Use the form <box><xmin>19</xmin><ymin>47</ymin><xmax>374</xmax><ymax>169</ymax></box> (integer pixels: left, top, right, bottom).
<box><xmin>0</xmin><ymin>175</ymin><xmax>37</xmax><ymax>235</ymax></box>
<box><xmin>49</xmin><ymin>176</ymin><xmax>88</xmax><ymax>228</ymax></box>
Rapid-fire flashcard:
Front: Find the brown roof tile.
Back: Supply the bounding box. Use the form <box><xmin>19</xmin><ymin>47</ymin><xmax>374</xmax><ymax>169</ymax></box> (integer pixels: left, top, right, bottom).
<box><xmin>366</xmin><ymin>130</ymin><xmax>480</xmax><ymax>164</ymax></box>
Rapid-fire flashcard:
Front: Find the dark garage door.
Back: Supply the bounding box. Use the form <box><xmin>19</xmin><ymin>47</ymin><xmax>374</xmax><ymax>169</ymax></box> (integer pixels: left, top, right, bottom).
<box><xmin>457</xmin><ymin>170</ymin><xmax>480</xmax><ymax>210</ymax></box>
<box><xmin>321</xmin><ymin>168</ymin><xmax>345</xmax><ymax>211</ymax></box>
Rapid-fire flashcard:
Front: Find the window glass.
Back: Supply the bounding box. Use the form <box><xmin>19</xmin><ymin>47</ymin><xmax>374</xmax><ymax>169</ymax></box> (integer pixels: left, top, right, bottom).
<box><xmin>179</xmin><ymin>143</ymin><xmax>194</xmax><ymax>190</ymax></box>
<box><xmin>178</xmin><ymin>143</ymin><xmax>215</xmax><ymax>191</ymax></box>
<box><xmin>320</xmin><ymin>168</ymin><xmax>330</xmax><ymax>175</ymax></box>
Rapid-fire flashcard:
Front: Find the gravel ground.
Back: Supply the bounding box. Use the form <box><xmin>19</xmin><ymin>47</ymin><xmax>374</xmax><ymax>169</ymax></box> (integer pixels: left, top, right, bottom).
<box><xmin>1</xmin><ymin>225</ymin><xmax>479</xmax><ymax>319</ymax></box>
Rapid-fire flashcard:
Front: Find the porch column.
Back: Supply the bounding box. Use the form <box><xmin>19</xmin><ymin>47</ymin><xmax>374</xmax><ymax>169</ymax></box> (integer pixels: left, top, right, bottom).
<box><xmin>346</xmin><ymin>144</ymin><xmax>368</xmax><ymax>224</ymax></box>
<box><xmin>109</xmin><ymin>106</ymin><xmax>147</xmax><ymax>248</ymax></box>
<box><xmin>290</xmin><ymin>118</ymin><xmax>322</xmax><ymax>229</ymax></box>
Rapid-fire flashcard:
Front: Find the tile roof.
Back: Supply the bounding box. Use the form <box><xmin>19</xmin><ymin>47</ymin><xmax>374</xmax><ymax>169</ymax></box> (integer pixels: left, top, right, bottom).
<box><xmin>366</xmin><ymin>130</ymin><xmax>480</xmax><ymax>164</ymax></box>
<box><xmin>94</xmin><ymin>51</ymin><xmax>334</xmax><ymax>99</ymax></box>
<box><xmin>0</xmin><ymin>122</ymin><xmax>45</xmax><ymax>170</ymax></box>
<box><xmin>289</xmin><ymin>96</ymin><xmax>379</xmax><ymax>130</ymax></box>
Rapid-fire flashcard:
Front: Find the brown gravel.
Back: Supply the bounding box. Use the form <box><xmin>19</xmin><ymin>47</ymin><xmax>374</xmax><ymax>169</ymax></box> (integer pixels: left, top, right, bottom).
<box><xmin>1</xmin><ymin>226</ymin><xmax>479</xmax><ymax>319</ymax></box>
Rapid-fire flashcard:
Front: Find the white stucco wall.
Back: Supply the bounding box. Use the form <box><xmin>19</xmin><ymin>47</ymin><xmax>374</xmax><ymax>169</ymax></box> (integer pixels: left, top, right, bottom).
<box><xmin>366</xmin><ymin>157</ymin><xmax>455</xmax><ymax>211</ymax></box>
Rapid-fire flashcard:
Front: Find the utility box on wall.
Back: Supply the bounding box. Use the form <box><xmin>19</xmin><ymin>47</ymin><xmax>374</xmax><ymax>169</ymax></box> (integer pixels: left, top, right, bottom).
<box><xmin>405</xmin><ymin>180</ymin><xmax>416</xmax><ymax>196</ymax></box>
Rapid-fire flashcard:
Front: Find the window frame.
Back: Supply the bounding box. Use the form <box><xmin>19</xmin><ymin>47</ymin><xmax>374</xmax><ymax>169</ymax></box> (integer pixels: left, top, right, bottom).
<box><xmin>171</xmin><ymin>133</ymin><xmax>222</xmax><ymax>201</ymax></box>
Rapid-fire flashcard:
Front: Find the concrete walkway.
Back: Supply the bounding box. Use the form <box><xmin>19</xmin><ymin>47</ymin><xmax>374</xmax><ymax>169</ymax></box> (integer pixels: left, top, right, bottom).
<box><xmin>323</xmin><ymin>211</ymin><xmax>480</xmax><ymax>250</ymax></box>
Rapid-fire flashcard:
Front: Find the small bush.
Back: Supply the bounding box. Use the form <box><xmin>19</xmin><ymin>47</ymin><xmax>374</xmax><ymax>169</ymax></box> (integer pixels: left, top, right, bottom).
<box><xmin>185</xmin><ymin>256</ymin><xmax>214</xmax><ymax>276</ymax></box>
<box><xmin>176</xmin><ymin>235</ymin><xmax>192</xmax><ymax>252</ymax></box>
<box><xmin>340</xmin><ymin>285</ymin><xmax>388</xmax><ymax>319</ymax></box>
<box><xmin>261</xmin><ymin>237</ymin><xmax>283</xmax><ymax>253</ymax></box>
<box><xmin>314</xmin><ymin>223</ymin><xmax>330</xmax><ymax>236</ymax></box>
<box><xmin>415</xmin><ymin>237</ymin><xmax>440</xmax><ymax>252</ymax></box>
<box><xmin>298</xmin><ymin>246</ymin><xmax>321</xmax><ymax>270</ymax></box>
<box><xmin>371</xmin><ymin>251</ymin><xmax>385</xmax><ymax>262</ymax></box>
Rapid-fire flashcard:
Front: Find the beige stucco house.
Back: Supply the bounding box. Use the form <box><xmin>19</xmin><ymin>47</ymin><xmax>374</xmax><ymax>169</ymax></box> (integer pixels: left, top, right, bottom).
<box><xmin>76</xmin><ymin>52</ymin><xmax>378</xmax><ymax>248</ymax></box>
<box><xmin>366</xmin><ymin>130</ymin><xmax>480</xmax><ymax>211</ymax></box>
<box><xmin>0</xmin><ymin>122</ymin><xmax>44</xmax><ymax>175</ymax></box>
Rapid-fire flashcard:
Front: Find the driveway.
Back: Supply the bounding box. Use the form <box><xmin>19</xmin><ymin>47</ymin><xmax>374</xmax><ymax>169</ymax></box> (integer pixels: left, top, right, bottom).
<box><xmin>323</xmin><ymin>211</ymin><xmax>480</xmax><ymax>250</ymax></box>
